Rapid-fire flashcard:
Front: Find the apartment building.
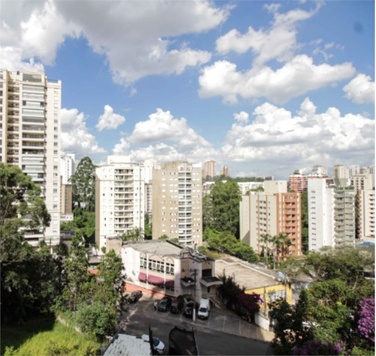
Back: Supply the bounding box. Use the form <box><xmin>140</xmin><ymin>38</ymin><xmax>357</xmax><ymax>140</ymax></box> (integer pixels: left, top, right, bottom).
<box><xmin>351</xmin><ymin>173</ymin><xmax>373</xmax><ymax>192</ymax></box>
<box><xmin>95</xmin><ymin>156</ymin><xmax>145</xmax><ymax>250</ymax></box>
<box><xmin>152</xmin><ymin>161</ymin><xmax>202</xmax><ymax>246</ymax></box>
<box><xmin>334</xmin><ymin>187</ymin><xmax>356</xmax><ymax>246</ymax></box>
<box><xmin>0</xmin><ymin>69</ymin><xmax>61</xmax><ymax>246</ymax></box>
<box><xmin>240</xmin><ymin>181</ymin><xmax>302</xmax><ymax>257</ymax></box>
<box><xmin>348</xmin><ymin>165</ymin><xmax>361</xmax><ymax>177</ymax></box>
<box><xmin>60</xmin><ymin>177</ymin><xmax>72</xmax><ymax>215</ymax></box>
<box><xmin>311</xmin><ymin>165</ymin><xmax>328</xmax><ymax>177</ymax></box>
<box><xmin>333</xmin><ymin>165</ymin><xmax>349</xmax><ymax>187</ymax></box>
<box><xmin>203</xmin><ymin>160</ymin><xmax>215</xmax><ymax>179</ymax></box>
<box><xmin>288</xmin><ymin>171</ymin><xmax>307</xmax><ymax>192</ymax></box>
<box><xmin>61</xmin><ymin>151</ymin><xmax>76</xmax><ymax>184</ymax></box>
<box><xmin>358</xmin><ymin>189</ymin><xmax>375</xmax><ymax>242</ymax></box>
<box><xmin>307</xmin><ymin>178</ymin><xmax>335</xmax><ymax>251</ymax></box>
<box><xmin>143</xmin><ymin>159</ymin><xmax>158</xmax><ymax>215</ymax></box>
<box><xmin>222</xmin><ymin>166</ymin><xmax>229</xmax><ymax>177</ymax></box>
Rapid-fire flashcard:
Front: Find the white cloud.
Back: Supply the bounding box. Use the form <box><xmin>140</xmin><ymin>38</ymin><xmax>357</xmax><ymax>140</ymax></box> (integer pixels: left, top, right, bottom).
<box><xmin>96</xmin><ymin>105</ymin><xmax>126</xmax><ymax>131</ymax></box>
<box><xmin>112</xmin><ymin>138</ymin><xmax>131</xmax><ymax>156</ymax></box>
<box><xmin>61</xmin><ymin>108</ymin><xmax>106</xmax><ymax>157</ymax></box>
<box><xmin>129</xmin><ymin>108</ymin><xmax>211</xmax><ymax>149</ymax></box>
<box><xmin>223</xmin><ymin>98</ymin><xmax>374</xmax><ymax>166</ymax></box>
<box><xmin>233</xmin><ymin>111</ymin><xmax>249</xmax><ymax>123</ymax></box>
<box><xmin>216</xmin><ymin>3</ymin><xmax>321</xmax><ymax>66</ymax></box>
<box><xmin>343</xmin><ymin>74</ymin><xmax>375</xmax><ymax>104</ymax></box>
<box><xmin>0</xmin><ymin>47</ymin><xmax>45</xmax><ymax>72</ymax></box>
<box><xmin>199</xmin><ymin>55</ymin><xmax>356</xmax><ymax>104</ymax></box>
<box><xmin>0</xmin><ymin>0</ymin><xmax>230</xmax><ymax>83</ymax></box>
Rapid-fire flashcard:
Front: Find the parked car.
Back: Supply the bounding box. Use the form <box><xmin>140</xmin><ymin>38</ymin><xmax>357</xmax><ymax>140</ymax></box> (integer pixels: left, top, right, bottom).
<box><xmin>127</xmin><ymin>291</ymin><xmax>143</xmax><ymax>303</ymax></box>
<box><xmin>158</xmin><ymin>297</ymin><xmax>172</xmax><ymax>312</ymax></box>
<box><xmin>141</xmin><ymin>334</ymin><xmax>166</xmax><ymax>355</ymax></box>
<box><xmin>197</xmin><ymin>298</ymin><xmax>210</xmax><ymax>319</ymax></box>
<box><xmin>183</xmin><ymin>301</ymin><xmax>198</xmax><ymax>318</ymax></box>
<box><xmin>170</xmin><ymin>300</ymin><xmax>184</xmax><ymax>314</ymax></box>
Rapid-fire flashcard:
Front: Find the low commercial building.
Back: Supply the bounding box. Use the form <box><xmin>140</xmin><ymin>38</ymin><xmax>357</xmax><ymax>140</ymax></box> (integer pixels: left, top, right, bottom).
<box><xmin>120</xmin><ymin>240</ymin><xmax>222</xmax><ymax>302</ymax></box>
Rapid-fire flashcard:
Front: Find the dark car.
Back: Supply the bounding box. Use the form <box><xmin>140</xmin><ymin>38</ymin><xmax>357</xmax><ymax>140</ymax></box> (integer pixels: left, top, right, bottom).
<box><xmin>158</xmin><ymin>297</ymin><xmax>172</xmax><ymax>312</ymax></box>
<box><xmin>183</xmin><ymin>302</ymin><xmax>198</xmax><ymax>318</ymax></box>
<box><xmin>170</xmin><ymin>300</ymin><xmax>184</xmax><ymax>314</ymax></box>
<box><xmin>127</xmin><ymin>291</ymin><xmax>143</xmax><ymax>303</ymax></box>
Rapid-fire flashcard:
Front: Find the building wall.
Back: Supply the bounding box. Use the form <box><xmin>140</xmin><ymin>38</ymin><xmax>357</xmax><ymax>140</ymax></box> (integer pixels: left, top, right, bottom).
<box><xmin>152</xmin><ymin>161</ymin><xmax>202</xmax><ymax>246</ymax></box>
<box><xmin>61</xmin><ymin>152</ymin><xmax>76</xmax><ymax>185</ymax></box>
<box><xmin>0</xmin><ymin>70</ymin><xmax>61</xmax><ymax>246</ymax></box>
<box><xmin>359</xmin><ymin>189</ymin><xmax>375</xmax><ymax>240</ymax></box>
<box><xmin>288</xmin><ymin>174</ymin><xmax>307</xmax><ymax>193</ymax></box>
<box><xmin>351</xmin><ymin>174</ymin><xmax>373</xmax><ymax>192</ymax></box>
<box><xmin>333</xmin><ymin>165</ymin><xmax>349</xmax><ymax>187</ymax></box>
<box><xmin>60</xmin><ymin>182</ymin><xmax>72</xmax><ymax>214</ymax></box>
<box><xmin>334</xmin><ymin>187</ymin><xmax>356</xmax><ymax>245</ymax></box>
<box><xmin>308</xmin><ymin>178</ymin><xmax>334</xmax><ymax>251</ymax></box>
<box><xmin>203</xmin><ymin>160</ymin><xmax>215</xmax><ymax>178</ymax></box>
<box><xmin>95</xmin><ymin>156</ymin><xmax>145</xmax><ymax>250</ymax></box>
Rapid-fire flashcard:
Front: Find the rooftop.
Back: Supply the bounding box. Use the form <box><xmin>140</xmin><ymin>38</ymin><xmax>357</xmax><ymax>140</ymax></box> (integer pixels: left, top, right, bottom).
<box><xmin>215</xmin><ymin>260</ymin><xmax>279</xmax><ymax>291</ymax></box>
<box><xmin>103</xmin><ymin>331</ymin><xmax>151</xmax><ymax>356</ymax></box>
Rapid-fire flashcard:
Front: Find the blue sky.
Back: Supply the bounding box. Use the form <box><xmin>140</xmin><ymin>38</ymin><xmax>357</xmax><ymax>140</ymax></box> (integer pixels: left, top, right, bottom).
<box><xmin>1</xmin><ymin>0</ymin><xmax>374</xmax><ymax>178</ymax></box>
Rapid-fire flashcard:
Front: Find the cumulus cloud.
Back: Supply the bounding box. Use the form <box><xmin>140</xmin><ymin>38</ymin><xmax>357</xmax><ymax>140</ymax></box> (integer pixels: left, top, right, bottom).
<box><xmin>343</xmin><ymin>74</ymin><xmax>375</xmax><ymax>104</ymax></box>
<box><xmin>199</xmin><ymin>55</ymin><xmax>356</xmax><ymax>104</ymax></box>
<box><xmin>129</xmin><ymin>108</ymin><xmax>211</xmax><ymax>149</ymax></box>
<box><xmin>96</xmin><ymin>105</ymin><xmax>126</xmax><ymax>131</ymax></box>
<box><xmin>61</xmin><ymin>108</ymin><xmax>106</xmax><ymax>157</ymax></box>
<box><xmin>216</xmin><ymin>3</ymin><xmax>321</xmax><ymax>66</ymax></box>
<box><xmin>112</xmin><ymin>138</ymin><xmax>131</xmax><ymax>155</ymax></box>
<box><xmin>223</xmin><ymin>98</ymin><xmax>374</xmax><ymax>166</ymax></box>
<box><xmin>234</xmin><ymin>111</ymin><xmax>249</xmax><ymax>123</ymax></box>
<box><xmin>0</xmin><ymin>0</ymin><xmax>229</xmax><ymax>83</ymax></box>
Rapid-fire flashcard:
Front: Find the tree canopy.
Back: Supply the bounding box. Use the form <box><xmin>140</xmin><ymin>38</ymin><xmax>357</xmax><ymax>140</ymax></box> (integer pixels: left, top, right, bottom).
<box><xmin>70</xmin><ymin>157</ymin><xmax>96</xmax><ymax>212</ymax></box>
<box><xmin>203</xmin><ymin>180</ymin><xmax>242</xmax><ymax>237</ymax></box>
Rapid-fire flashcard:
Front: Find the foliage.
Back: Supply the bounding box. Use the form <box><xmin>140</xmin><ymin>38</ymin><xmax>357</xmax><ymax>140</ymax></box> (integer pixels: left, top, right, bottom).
<box><xmin>203</xmin><ymin>181</ymin><xmax>242</xmax><ymax>237</ymax></box>
<box><xmin>120</xmin><ymin>227</ymin><xmax>144</xmax><ymax>242</ymax></box>
<box><xmin>358</xmin><ymin>297</ymin><xmax>375</xmax><ymax>343</ymax></box>
<box><xmin>70</xmin><ymin>157</ymin><xmax>96</xmax><ymax>212</ymax></box>
<box><xmin>61</xmin><ymin>210</ymin><xmax>95</xmax><ymax>243</ymax></box>
<box><xmin>204</xmin><ymin>228</ymin><xmax>258</xmax><ymax>263</ymax></box>
<box><xmin>2</xmin><ymin>319</ymin><xmax>100</xmax><ymax>356</ymax></box>
<box><xmin>158</xmin><ymin>234</ymin><xmax>169</xmax><ymax>240</ymax></box>
<box><xmin>300</xmin><ymin>191</ymin><xmax>308</xmax><ymax>253</ymax></box>
<box><xmin>144</xmin><ymin>213</ymin><xmax>152</xmax><ymax>240</ymax></box>
<box><xmin>292</xmin><ymin>340</ymin><xmax>341</xmax><ymax>355</ymax></box>
<box><xmin>203</xmin><ymin>175</ymin><xmax>264</xmax><ymax>183</ymax></box>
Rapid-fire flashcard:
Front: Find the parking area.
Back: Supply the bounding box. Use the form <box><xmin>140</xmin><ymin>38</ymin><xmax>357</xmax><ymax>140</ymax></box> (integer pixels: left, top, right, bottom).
<box><xmin>124</xmin><ymin>297</ymin><xmax>274</xmax><ymax>342</ymax></box>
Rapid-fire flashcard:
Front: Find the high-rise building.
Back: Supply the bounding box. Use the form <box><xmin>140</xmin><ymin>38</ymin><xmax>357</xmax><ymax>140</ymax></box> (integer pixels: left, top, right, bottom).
<box><xmin>0</xmin><ymin>69</ymin><xmax>62</xmax><ymax>246</ymax></box>
<box><xmin>358</xmin><ymin>189</ymin><xmax>375</xmax><ymax>243</ymax></box>
<box><xmin>152</xmin><ymin>161</ymin><xmax>202</xmax><ymax>246</ymax></box>
<box><xmin>348</xmin><ymin>165</ymin><xmax>360</xmax><ymax>177</ymax></box>
<box><xmin>288</xmin><ymin>171</ymin><xmax>307</xmax><ymax>192</ymax></box>
<box><xmin>143</xmin><ymin>159</ymin><xmax>158</xmax><ymax>215</ymax></box>
<box><xmin>203</xmin><ymin>160</ymin><xmax>215</xmax><ymax>179</ymax></box>
<box><xmin>334</xmin><ymin>187</ymin><xmax>356</xmax><ymax>246</ymax></box>
<box><xmin>333</xmin><ymin>165</ymin><xmax>349</xmax><ymax>187</ymax></box>
<box><xmin>222</xmin><ymin>166</ymin><xmax>229</xmax><ymax>177</ymax></box>
<box><xmin>95</xmin><ymin>156</ymin><xmax>145</xmax><ymax>250</ymax></box>
<box><xmin>60</xmin><ymin>177</ymin><xmax>73</xmax><ymax>215</ymax></box>
<box><xmin>240</xmin><ymin>181</ymin><xmax>302</xmax><ymax>257</ymax></box>
<box><xmin>307</xmin><ymin>179</ymin><xmax>335</xmax><ymax>251</ymax></box>
<box><xmin>351</xmin><ymin>173</ymin><xmax>373</xmax><ymax>192</ymax></box>
<box><xmin>311</xmin><ymin>165</ymin><xmax>328</xmax><ymax>177</ymax></box>
<box><xmin>61</xmin><ymin>151</ymin><xmax>76</xmax><ymax>185</ymax></box>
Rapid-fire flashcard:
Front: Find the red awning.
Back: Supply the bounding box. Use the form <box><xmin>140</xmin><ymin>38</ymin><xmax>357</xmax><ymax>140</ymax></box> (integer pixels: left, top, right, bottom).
<box><xmin>148</xmin><ymin>275</ymin><xmax>164</xmax><ymax>285</ymax></box>
<box><xmin>138</xmin><ymin>272</ymin><xmax>147</xmax><ymax>282</ymax></box>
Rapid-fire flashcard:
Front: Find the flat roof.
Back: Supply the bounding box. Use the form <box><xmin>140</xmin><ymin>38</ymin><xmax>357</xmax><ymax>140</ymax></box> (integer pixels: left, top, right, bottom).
<box><xmin>124</xmin><ymin>240</ymin><xmax>183</xmax><ymax>257</ymax></box>
<box><xmin>215</xmin><ymin>260</ymin><xmax>278</xmax><ymax>291</ymax></box>
<box><xmin>103</xmin><ymin>332</ymin><xmax>150</xmax><ymax>356</ymax></box>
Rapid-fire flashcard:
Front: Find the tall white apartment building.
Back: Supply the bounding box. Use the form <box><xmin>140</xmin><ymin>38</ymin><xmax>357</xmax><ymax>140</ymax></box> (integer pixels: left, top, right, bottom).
<box><xmin>61</xmin><ymin>151</ymin><xmax>76</xmax><ymax>184</ymax></box>
<box><xmin>358</xmin><ymin>189</ymin><xmax>375</xmax><ymax>242</ymax></box>
<box><xmin>152</xmin><ymin>161</ymin><xmax>202</xmax><ymax>246</ymax></box>
<box><xmin>351</xmin><ymin>173</ymin><xmax>373</xmax><ymax>192</ymax></box>
<box><xmin>144</xmin><ymin>159</ymin><xmax>158</xmax><ymax>215</ymax></box>
<box><xmin>333</xmin><ymin>165</ymin><xmax>349</xmax><ymax>187</ymax></box>
<box><xmin>334</xmin><ymin>187</ymin><xmax>356</xmax><ymax>246</ymax></box>
<box><xmin>95</xmin><ymin>156</ymin><xmax>145</xmax><ymax>250</ymax></box>
<box><xmin>0</xmin><ymin>69</ymin><xmax>61</xmax><ymax>246</ymax></box>
<box><xmin>348</xmin><ymin>165</ymin><xmax>361</xmax><ymax>177</ymax></box>
<box><xmin>307</xmin><ymin>178</ymin><xmax>335</xmax><ymax>251</ymax></box>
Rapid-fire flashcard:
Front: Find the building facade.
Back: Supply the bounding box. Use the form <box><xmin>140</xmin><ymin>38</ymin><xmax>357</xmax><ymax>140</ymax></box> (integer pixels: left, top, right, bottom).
<box><xmin>358</xmin><ymin>189</ymin><xmax>375</xmax><ymax>242</ymax></box>
<box><xmin>60</xmin><ymin>178</ymin><xmax>73</xmax><ymax>214</ymax></box>
<box><xmin>95</xmin><ymin>156</ymin><xmax>145</xmax><ymax>250</ymax></box>
<box><xmin>152</xmin><ymin>161</ymin><xmax>202</xmax><ymax>246</ymax></box>
<box><xmin>0</xmin><ymin>69</ymin><xmax>61</xmax><ymax>246</ymax></box>
<box><xmin>203</xmin><ymin>160</ymin><xmax>215</xmax><ymax>179</ymax></box>
<box><xmin>307</xmin><ymin>178</ymin><xmax>335</xmax><ymax>251</ymax></box>
<box><xmin>288</xmin><ymin>172</ymin><xmax>307</xmax><ymax>192</ymax></box>
<box><xmin>334</xmin><ymin>187</ymin><xmax>356</xmax><ymax>246</ymax></box>
<box><xmin>240</xmin><ymin>181</ymin><xmax>302</xmax><ymax>257</ymax></box>
<box><xmin>351</xmin><ymin>173</ymin><xmax>373</xmax><ymax>192</ymax></box>
<box><xmin>222</xmin><ymin>166</ymin><xmax>229</xmax><ymax>177</ymax></box>
<box><xmin>60</xmin><ymin>151</ymin><xmax>76</xmax><ymax>185</ymax></box>
<box><xmin>333</xmin><ymin>165</ymin><xmax>349</xmax><ymax>187</ymax></box>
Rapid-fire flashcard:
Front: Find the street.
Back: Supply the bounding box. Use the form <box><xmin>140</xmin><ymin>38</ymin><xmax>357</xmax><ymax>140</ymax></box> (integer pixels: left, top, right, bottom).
<box><xmin>120</xmin><ymin>298</ymin><xmax>273</xmax><ymax>355</ymax></box>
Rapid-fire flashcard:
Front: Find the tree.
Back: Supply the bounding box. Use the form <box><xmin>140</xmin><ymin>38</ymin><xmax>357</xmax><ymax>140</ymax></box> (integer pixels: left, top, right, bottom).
<box><xmin>70</xmin><ymin>157</ymin><xmax>96</xmax><ymax>212</ymax></box>
<box><xmin>203</xmin><ymin>181</ymin><xmax>241</xmax><ymax>237</ymax></box>
<box><xmin>144</xmin><ymin>213</ymin><xmax>152</xmax><ymax>240</ymax></box>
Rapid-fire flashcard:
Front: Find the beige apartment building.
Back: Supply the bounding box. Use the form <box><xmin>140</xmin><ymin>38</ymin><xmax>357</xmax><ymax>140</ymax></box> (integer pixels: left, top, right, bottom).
<box><xmin>334</xmin><ymin>187</ymin><xmax>356</xmax><ymax>246</ymax></box>
<box><xmin>203</xmin><ymin>160</ymin><xmax>215</xmax><ymax>179</ymax></box>
<box><xmin>152</xmin><ymin>161</ymin><xmax>202</xmax><ymax>246</ymax></box>
<box><xmin>0</xmin><ymin>69</ymin><xmax>62</xmax><ymax>246</ymax></box>
<box><xmin>351</xmin><ymin>173</ymin><xmax>373</xmax><ymax>192</ymax></box>
<box><xmin>60</xmin><ymin>178</ymin><xmax>72</xmax><ymax>215</ymax></box>
<box><xmin>95</xmin><ymin>156</ymin><xmax>145</xmax><ymax>250</ymax></box>
<box><xmin>240</xmin><ymin>181</ymin><xmax>302</xmax><ymax>257</ymax></box>
<box><xmin>333</xmin><ymin>165</ymin><xmax>349</xmax><ymax>187</ymax></box>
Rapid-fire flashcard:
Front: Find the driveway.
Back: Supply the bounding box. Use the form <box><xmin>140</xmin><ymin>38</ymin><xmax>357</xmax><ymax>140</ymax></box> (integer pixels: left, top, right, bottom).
<box><xmin>120</xmin><ymin>298</ymin><xmax>274</xmax><ymax>355</ymax></box>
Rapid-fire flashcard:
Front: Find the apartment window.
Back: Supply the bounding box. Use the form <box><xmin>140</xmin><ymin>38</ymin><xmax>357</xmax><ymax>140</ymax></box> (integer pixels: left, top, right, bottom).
<box><xmin>53</xmin><ymin>165</ymin><xmax>58</xmax><ymax>170</ymax></box>
<box><xmin>54</xmin><ymin>135</ymin><xmax>58</xmax><ymax>139</ymax></box>
<box><xmin>54</xmin><ymin>173</ymin><xmax>58</xmax><ymax>178</ymax></box>
<box><xmin>53</xmin><ymin>181</ymin><xmax>58</xmax><ymax>186</ymax></box>
<box><xmin>53</xmin><ymin>189</ymin><xmax>57</xmax><ymax>193</ymax></box>
<box><xmin>54</xmin><ymin>127</ymin><xmax>58</xmax><ymax>131</ymax></box>
<box><xmin>54</xmin><ymin>143</ymin><xmax>58</xmax><ymax>147</ymax></box>
<box><xmin>54</xmin><ymin>150</ymin><xmax>58</xmax><ymax>155</ymax></box>
<box><xmin>54</xmin><ymin>119</ymin><xmax>58</xmax><ymax>124</ymax></box>
<box><xmin>53</xmin><ymin>204</ymin><xmax>58</xmax><ymax>209</ymax></box>
<box><xmin>54</xmin><ymin>96</ymin><xmax>59</xmax><ymax>101</ymax></box>
<box><xmin>54</xmin><ymin>112</ymin><xmax>58</xmax><ymax>116</ymax></box>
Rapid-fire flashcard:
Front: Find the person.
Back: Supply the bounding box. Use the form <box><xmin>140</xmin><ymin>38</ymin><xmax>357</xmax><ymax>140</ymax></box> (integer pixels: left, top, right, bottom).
<box><xmin>154</xmin><ymin>300</ymin><xmax>158</xmax><ymax>310</ymax></box>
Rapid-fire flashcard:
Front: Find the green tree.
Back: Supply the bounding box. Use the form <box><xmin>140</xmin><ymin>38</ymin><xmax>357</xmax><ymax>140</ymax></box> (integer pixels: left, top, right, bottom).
<box><xmin>203</xmin><ymin>181</ymin><xmax>241</xmax><ymax>237</ymax></box>
<box><xmin>144</xmin><ymin>213</ymin><xmax>152</xmax><ymax>240</ymax></box>
<box><xmin>70</xmin><ymin>157</ymin><xmax>96</xmax><ymax>212</ymax></box>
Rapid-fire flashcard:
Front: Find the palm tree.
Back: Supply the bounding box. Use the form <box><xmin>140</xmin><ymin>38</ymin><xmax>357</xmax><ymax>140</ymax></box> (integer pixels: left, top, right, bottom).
<box><xmin>277</xmin><ymin>232</ymin><xmax>292</xmax><ymax>260</ymax></box>
<box><xmin>270</xmin><ymin>234</ymin><xmax>282</xmax><ymax>269</ymax></box>
<box><xmin>260</xmin><ymin>233</ymin><xmax>271</xmax><ymax>258</ymax></box>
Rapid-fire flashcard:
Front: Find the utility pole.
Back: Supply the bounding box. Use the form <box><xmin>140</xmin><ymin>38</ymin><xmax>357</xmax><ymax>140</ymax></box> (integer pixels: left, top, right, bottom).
<box><xmin>190</xmin><ymin>268</ymin><xmax>198</xmax><ymax>322</ymax></box>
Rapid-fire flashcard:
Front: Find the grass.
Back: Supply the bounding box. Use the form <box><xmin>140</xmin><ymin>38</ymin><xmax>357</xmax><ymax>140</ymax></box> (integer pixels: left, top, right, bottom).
<box><xmin>1</xmin><ymin>317</ymin><xmax>101</xmax><ymax>356</ymax></box>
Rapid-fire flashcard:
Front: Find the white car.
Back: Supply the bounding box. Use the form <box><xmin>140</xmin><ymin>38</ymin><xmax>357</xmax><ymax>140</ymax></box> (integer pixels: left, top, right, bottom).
<box><xmin>141</xmin><ymin>334</ymin><xmax>166</xmax><ymax>355</ymax></box>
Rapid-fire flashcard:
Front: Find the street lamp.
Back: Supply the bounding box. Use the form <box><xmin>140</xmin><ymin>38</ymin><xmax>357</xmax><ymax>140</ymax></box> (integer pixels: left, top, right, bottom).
<box><xmin>190</xmin><ymin>268</ymin><xmax>198</xmax><ymax>321</ymax></box>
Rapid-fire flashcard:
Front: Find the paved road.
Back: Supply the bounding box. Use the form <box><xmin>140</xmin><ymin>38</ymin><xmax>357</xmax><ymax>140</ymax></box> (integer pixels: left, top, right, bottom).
<box><xmin>121</xmin><ymin>299</ymin><xmax>273</xmax><ymax>355</ymax></box>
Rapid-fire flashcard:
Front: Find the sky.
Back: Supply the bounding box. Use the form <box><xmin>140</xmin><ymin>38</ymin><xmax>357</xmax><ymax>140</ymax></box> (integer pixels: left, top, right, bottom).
<box><xmin>1</xmin><ymin>0</ymin><xmax>374</xmax><ymax>178</ymax></box>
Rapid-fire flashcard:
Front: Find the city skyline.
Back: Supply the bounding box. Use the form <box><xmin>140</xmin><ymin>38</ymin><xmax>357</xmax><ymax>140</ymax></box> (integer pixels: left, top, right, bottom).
<box><xmin>1</xmin><ymin>0</ymin><xmax>374</xmax><ymax>179</ymax></box>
